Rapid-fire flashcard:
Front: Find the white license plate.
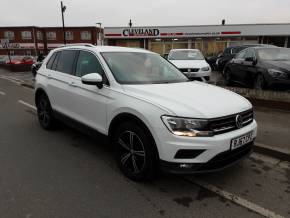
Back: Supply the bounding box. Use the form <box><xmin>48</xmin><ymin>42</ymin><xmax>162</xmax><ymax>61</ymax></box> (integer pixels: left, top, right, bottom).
<box><xmin>231</xmin><ymin>131</ymin><xmax>253</xmax><ymax>150</ymax></box>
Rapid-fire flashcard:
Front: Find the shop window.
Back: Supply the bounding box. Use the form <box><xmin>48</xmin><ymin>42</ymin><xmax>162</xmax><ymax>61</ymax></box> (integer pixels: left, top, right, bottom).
<box><xmin>9</xmin><ymin>50</ymin><xmax>15</xmax><ymax>56</ymax></box>
<box><xmin>81</xmin><ymin>31</ymin><xmax>91</xmax><ymax>40</ymax></box>
<box><xmin>21</xmin><ymin>31</ymin><xmax>32</xmax><ymax>39</ymax></box>
<box><xmin>46</xmin><ymin>32</ymin><xmax>56</xmax><ymax>40</ymax></box>
<box><xmin>4</xmin><ymin>31</ymin><xmax>14</xmax><ymax>40</ymax></box>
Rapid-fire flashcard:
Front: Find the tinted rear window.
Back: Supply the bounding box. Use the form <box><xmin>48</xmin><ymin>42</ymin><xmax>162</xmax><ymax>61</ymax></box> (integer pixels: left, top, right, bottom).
<box><xmin>55</xmin><ymin>50</ymin><xmax>78</xmax><ymax>74</ymax></box>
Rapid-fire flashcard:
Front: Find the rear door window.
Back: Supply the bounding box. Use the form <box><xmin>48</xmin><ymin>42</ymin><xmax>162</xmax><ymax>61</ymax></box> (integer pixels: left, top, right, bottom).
<box><xmin>55</xmin><ymin>50</ymin><xmax>78</xmax><ymax>74</ymax></box>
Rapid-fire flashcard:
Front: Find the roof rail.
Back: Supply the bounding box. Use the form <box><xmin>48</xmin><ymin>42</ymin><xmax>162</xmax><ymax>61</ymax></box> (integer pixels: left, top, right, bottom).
<box><xmin>58</xmin><ymin>43</ymin><xmax>94</xmax><ymax>48</ymax></box>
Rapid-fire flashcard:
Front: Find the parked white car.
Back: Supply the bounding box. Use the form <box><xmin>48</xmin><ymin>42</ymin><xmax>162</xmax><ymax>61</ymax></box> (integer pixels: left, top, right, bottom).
<box><xmin>35</xmin><ymin>45</ymin><xmax>257</xmax><ymax>181</ymax></box>
<box><xmin>168</xmin><ymin>49</ymin><xmax>211</xmax><ymax>82</ymax></box>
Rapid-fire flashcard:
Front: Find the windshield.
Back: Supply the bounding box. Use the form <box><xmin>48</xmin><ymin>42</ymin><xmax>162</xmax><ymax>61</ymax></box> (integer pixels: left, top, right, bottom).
<box><xmin>257</xmin><ymin>48</ymin><xmax>290</xmax><ymax>61</ymax></box>
<box><xmin>101</xmin><ymin>52</ymin><xmax>189</xmax><ymax>84</ymax></box>
<box><xmin>168</xmin><ymin>50</ymin><xmax>204</xmax><ymax>60</ymax></box>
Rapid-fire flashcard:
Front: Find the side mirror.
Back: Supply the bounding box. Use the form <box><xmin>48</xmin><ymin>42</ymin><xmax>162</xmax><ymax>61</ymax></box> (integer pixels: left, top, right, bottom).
<box><xmin>81</xmin><ymin>73</ymin><xmax>103</xmax><ymax>89</ymax></box>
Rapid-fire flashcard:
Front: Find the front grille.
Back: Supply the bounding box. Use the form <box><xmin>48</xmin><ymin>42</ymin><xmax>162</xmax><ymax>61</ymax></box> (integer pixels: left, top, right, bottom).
<box><xmin>179</xmin><ymin>68</ymin><xmax>199</xmax><ymax>73</ymax></box>
<box><xmin>208</xmin><ymin>109</ymin><xmax>254</xmax><ymax>135</ymax></box>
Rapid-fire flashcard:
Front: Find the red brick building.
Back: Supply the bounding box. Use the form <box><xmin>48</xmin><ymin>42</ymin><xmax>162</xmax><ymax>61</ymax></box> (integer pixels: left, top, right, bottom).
<box><xmin>0</xmin><ymin>26</ymin><xmax>102</xmax><ymax>56</ymax></box>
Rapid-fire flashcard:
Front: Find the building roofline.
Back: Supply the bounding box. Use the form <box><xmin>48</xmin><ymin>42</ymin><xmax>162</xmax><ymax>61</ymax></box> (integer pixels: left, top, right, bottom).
<box><xmin>104</xmin><ymin>22</ymin><xmax>290</xmax><ymax>29</ymax></box>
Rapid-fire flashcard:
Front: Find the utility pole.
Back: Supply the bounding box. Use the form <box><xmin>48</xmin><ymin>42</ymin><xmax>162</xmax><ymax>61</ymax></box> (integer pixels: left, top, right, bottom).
<box><xmin>61</xmin><ymin>1</ymin><xmax>67</xmax><ymax>45</ymax></box>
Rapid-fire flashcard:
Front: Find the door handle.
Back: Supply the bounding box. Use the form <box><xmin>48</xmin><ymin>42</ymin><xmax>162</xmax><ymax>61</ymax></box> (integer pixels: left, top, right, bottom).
<box><xmin>47</xmin><ymin>74</ymin><xmax>52</xmax><ymax>79</ymax></box>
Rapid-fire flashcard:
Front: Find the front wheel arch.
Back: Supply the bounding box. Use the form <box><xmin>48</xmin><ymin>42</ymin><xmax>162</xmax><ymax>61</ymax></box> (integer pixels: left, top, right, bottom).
<box><xmin>108</xmin><ymin>113</ymin><xmax>159</xmax><ymax>160</ymax></box>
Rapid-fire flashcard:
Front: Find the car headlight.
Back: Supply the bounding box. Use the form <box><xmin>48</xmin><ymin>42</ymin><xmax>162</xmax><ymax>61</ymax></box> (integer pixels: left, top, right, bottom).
<box><xmin>268</xmin><ymin>69</ymin><xmax>288</xmax><ymax>78</ymax></box>
<box><xmin>161</xmin><ymin>116</ymin><xmax>214</xmax><ymax>137</ymax></box>
<box><xmin>201</xmin><ymin>66</ymin><xmax>210</xmax><ymax>71</ymax></box>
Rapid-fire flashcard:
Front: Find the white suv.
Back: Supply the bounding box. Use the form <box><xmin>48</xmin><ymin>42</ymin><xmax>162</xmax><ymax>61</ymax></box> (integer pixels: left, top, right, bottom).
<box><xmin>35</xmin><ymin>44</ymin><xmax>257</xmax><ymax>181</ymax></box>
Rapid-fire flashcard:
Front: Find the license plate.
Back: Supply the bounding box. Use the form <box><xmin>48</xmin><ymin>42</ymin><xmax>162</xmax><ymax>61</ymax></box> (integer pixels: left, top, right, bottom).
<box><xmin>231</xmin><ymin>131</ymin><xmax>253</xmax><ymax>150</ymax></box>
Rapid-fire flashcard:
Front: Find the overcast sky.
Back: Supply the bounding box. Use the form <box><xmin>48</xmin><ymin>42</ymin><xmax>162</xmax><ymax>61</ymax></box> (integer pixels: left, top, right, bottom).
<box><xmin>1</xmin><ymin>0</ymin><xmax>290</xmax><ymax>27</ymax></box>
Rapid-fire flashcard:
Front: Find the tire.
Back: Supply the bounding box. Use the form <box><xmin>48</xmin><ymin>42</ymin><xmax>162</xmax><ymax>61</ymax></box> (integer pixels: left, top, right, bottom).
<box><xmin>113</xmin><ymin>122</ymin><xmax>158</xmax><ymax>181</ymax></box>
<box><xmin>254</xmin><ymin>74</ymin><xmax>266</xmax><ymax>90</ymax></box>
<box><xmin>36</xmin><ymin>94</ymin><xmax>57</xmax><ymax>130</ymax></box>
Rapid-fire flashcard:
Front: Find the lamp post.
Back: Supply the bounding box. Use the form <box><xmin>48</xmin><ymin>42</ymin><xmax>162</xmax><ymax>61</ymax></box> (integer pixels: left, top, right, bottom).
<box><xmin>61</xmin><ymin>1</ymin><xmax>67</xmax><ymax>45</ymax></box>
<box><xmin>96</xmin><ymin>22</ymin><xmax>102</xmax><ymax>45</ymax></box>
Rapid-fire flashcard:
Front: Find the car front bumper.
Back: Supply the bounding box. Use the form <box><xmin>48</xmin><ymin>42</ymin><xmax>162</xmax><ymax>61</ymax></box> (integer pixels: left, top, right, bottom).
<box><xmin>182</xmin><ymin>71</ymin><xmax>211</xmax><ymax>82</ymax></box>
<box><xmin>153</xmin><ymin>120</ymin><xmax>257</xmax><ymax>173</ymax></box>
<box><xmin>160</xmin><ymin>141</ymin><xmax>253</xmax><ymax>174</ymax></box>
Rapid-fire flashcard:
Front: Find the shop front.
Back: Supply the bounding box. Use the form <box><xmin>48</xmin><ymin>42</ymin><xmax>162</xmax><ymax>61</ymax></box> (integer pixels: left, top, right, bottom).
<box><xmin>104</xmin><ymin>24</ymin><xmax>290</xmax><ymax>56</ymax></box>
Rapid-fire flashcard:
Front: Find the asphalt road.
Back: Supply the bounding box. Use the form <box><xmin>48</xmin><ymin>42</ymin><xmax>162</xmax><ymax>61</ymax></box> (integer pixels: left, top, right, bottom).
<box><xmin>0</xmin><ymin>75</ymin><xmax>290</xmax><ymax>218</ymax></box>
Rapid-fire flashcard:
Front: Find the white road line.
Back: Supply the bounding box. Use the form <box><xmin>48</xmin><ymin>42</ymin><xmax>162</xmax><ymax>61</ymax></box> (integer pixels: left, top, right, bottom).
<box><xmin>18</xmin><ymin>100</ymin><xmax>36</xmax><ymax>110</ymax></box>
<box><xmin>0</xmin><ymin>76</ymin><xmax>34</xmax><ymax>91</ymax></box>
<box><xmin>6</xmin><ymin>76</ymin><xmax>25</xmax><ymax>83</ymax></box>
<box><xmin>183</xmin><ymin>177</ymin><xmax>285</xmax><ymax>218</ymax></box>
<box><xmin>0</xmin><ymin>91</ymin><xmax>6</xmax><ymax>95</ymax></box>
<box><xmin>0</xmin><ymin>76</ymin><xmax>21</xmax><ymax>85</ymax></box>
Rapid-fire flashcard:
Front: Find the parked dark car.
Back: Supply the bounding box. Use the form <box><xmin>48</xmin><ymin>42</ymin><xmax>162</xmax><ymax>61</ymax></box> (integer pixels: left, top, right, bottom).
<box><xmin>216</xmin><ymin>46</ymin><xmax>248</xmax><ymax>72</ymax></box>
<box><xmin>224</xmin><ymin>47</ymin><xmax>290</xmax><ymax>90</ymax></box>
<box><xmin>206</xmin><ymin>55</ymin><xmax>219</xmax><ymax>71</ymax></box>
<box><xmin>216</xmin><ymin>44</ymin><xmax>277</xmax><ymax>73</ymax></box>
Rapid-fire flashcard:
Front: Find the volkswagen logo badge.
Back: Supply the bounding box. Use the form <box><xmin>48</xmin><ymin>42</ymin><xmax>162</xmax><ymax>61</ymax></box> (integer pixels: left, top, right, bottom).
<box><xmin>188</xmin><ymin>69</ymin><xmax>191</xmax><ymax>72</ymax></box>
<box><xmin>235</xmin><ymin>114</ymin><xmax>243</xmax><ymax>129</ymax></box>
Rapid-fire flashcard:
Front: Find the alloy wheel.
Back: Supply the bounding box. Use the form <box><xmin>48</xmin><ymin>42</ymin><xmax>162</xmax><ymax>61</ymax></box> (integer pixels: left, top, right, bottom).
<box><xmin>38</xmin><ymin>97</ymin><xmax>51</xmax><ymax>127</ymax></box>
<box><xmin>118</xmin><ymin>131</ymin><xmax>146</xmax><ymax>174</ymax></box>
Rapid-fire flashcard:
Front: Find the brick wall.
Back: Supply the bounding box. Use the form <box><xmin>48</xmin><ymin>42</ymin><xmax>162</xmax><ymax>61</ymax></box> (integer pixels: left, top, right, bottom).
<box><xmin>0</xmin><ymin>26</ymin><xmax>102</xmax><ymax>56</ymax></box>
